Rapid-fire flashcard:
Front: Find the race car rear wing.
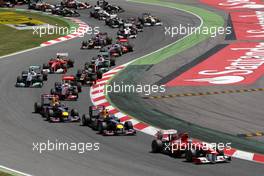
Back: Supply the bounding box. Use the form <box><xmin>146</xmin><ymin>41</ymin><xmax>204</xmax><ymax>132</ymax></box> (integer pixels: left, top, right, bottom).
<box><xmin>57</xmin><ymin>53</ymin><xmax>69</xmax><ymax>57</ymax></box>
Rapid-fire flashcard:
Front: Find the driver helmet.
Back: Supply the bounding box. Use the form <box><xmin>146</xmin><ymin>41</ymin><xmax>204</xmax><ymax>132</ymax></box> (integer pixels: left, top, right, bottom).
<box><xmin>51</xmin><ymin>96</ymin><xmax>59</xmax><ymax>106</ymax></box>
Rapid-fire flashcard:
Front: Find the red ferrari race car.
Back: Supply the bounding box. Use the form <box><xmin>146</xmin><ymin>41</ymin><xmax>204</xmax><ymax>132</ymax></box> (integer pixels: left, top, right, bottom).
<box><xmin>50</xmin><ymin>75</ymin><xmax>82</xmax><ymax>101</ymax></box>
<box><xmin>151</xmin><ymin>129</ymin><xmax>231</xmax><ymax>164</ymax></box>
<box><xmin>61</xmin><ymin>0</ymin><xmax>92</xmax><ymax>9</ymax></box>
<box><xmin>42</xmin><ymin>53</ymin><xmax>74</xmax><ymax>74</ymax></box>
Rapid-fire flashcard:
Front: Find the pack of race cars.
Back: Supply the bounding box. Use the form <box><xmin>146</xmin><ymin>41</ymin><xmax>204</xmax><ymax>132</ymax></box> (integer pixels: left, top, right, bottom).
<box><xmin>0</xmin><ymin>0</ymin><xmax>27</xmax><ymax>7</ymax></box>
<box><xmin>80</xmin><ymin>1</ymin><xmax>162</xmax><ymax>77</ymax></box>
<box><xmin>27</xmin><ymin>0</ymin><xmax>92</xmax><ymax>16</ymax></box>
<box><xmin>12</xmin><ymin>0</ymin><xmax>232</xmax><ymax>164</ymax></box>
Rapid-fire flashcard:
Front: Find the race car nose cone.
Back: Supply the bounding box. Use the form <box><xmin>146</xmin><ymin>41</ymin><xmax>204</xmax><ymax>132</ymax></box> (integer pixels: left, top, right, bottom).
<box><xmin>117</xmin><ymin>124</ymin><xmax>123</xmax><ymax>129</ymax></box>
<box><xmin>62</xmin><ymin>112</ymin><xmax>69</xmax><ymax>116</ymax></box>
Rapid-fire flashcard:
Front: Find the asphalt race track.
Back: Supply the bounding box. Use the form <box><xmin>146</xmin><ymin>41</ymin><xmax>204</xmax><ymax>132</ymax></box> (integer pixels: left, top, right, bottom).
<box><xmin>0</xmin><ymin>0</ymin><xmax>263</xmax><ymax>176</ymax></box>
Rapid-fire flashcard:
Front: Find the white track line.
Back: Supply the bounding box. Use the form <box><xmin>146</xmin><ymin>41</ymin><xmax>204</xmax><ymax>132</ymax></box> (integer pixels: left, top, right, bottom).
<box><xmin>0</xmin><ymin>165</ymin><xmax>33</xmax><ymax>176</ymax></box>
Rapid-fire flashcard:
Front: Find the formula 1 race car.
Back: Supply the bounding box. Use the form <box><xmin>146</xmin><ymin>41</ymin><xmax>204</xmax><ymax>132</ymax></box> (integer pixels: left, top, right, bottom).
<box><xmin>117</xmin><ymin>26</ymin><xmax>137</xmax><ymax>39</ymax></box>
<box><xmin>97</xmin><ymin>0</ymin><xmax>124</xmax><ymax>13</ymax></box>
<box><xmin>61</xmin><ymin>0</ymin><xmax>92</xmax><ymax>9</ymax></box>
<box><xmin>16</xmin><ymin>65</ymin><xmax>48</xmax><ymax>88</ymax></box>
<box><xmin>60</xmin><ymin>7</ymin><xmax>80</xmax><ymax>17</ymax></box>
<box><xmin>138</xmin><ymin>13</ymin><xmax>163</xmax><ymax>26</ymax></box>
<box><xmin>103</xmin><ymin>4</ymin><xmax>124</xmax><ymax>13</ymax></box>
<box><xmin>0</xmin><ymin>0</ymin><xmax>15</xmax><ymax>7</ymax></box>
<box><xmin>84</xmin><ymin>56</ymin><xmax>114</xmax><ymax>79</ymax></box>
<box><xmin>123</xmin><ymin>17</ymin><xmax>143</xmax><ymax>32</ymax></box>
<box><xmin>50</xmin><ymin>76</ymin><xmax>81</xmax><ymax>101</ymax></box>
<box><xmin>96</xmin><ymin>0</ymin><xmax>107</xmax><ymax>7</ymax></box>
<box><xmin>118</xmin><ymin>39</ymin><xmax>134</xmax><ymax>52</ymax></box>
<box><xmin>90</xmin><ymin>6</ymin><xmax>117</xmax><ymax>20</ymax></box>
<box><xmin>76</xmin><ymin>67</ymin><xmax>97</xmax><ymax>86</ymax></box>
<box><xmin>28</xmin><ymin>2</ymin><xmax>55</xmax><ymax>12</ymax></box>
<box><xmin>82</xmin><ymin>105</ymin><xmax>136</xmax><ymax>136</ymax></box>
<box><xmin>108</xmin><ymin>43</ymin><xmax>124</xmax><ymax>57</ymax></box>
<box><xmin>81</xmin><ymin>33</ymin><xmax>112</xmax><ymax>49</ymax></box>
<box><xmin>0</xmin><ymin>0</ymin><xmax>27</xmax><ymax>7</ymax></box>
<box><xmin>42</xmin><ymin>53</ymin><xmax>74</xmax><ymax>74</ymax></box>
<box><xmin>105</xmin><ymin>17</ymin><xmax>124</xmax><ymax>28</ymax></box>
<box><xmin>151</xmin><ymin>130</ymin><xmax>231</xmax><ymax>164</ymax></box>
<box><xmin>15</xmin><ymin>0</ymin><xmax>27</xmax><ymax>5</ymax></box>
<box><xmin>51</xmin><ymin>4</ymin><xmax>63</xmax><ymax>14</ymax></box>
<box><xmin>62</xmin><ymin>75</ymin><xmax>82</xmax><ymax>92</ymax></box>
<box><xmin>52</xmin><ymin>6</ymin><xmax>80</xmax><ymax>17</ymax></box>
<box><xmin>99</xmin><ymin>47</ymin><xmax>110</xmax><ymax>58</ymax></box>
<box><xmin>34</xmin><ymin>94</ymin><xmax>80</xmax><ymax>123</ymax></box>
<box><xmin>108</xmin><ymin>39</ymin><xmax>134</xmax><ymax>57</ymax></box>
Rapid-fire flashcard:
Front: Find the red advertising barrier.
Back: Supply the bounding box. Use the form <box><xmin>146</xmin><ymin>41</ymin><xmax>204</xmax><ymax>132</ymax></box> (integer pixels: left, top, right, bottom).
<box><xmin>200</xmin><ymin>0</ymin><xmax>264</xmax><ymax>11</ymax></box>
<box><xmin>166</xmin><ymin>42</ymin><xmax>264</xmax><ymax>87</ymax></box>
<box><xmin>231</xmin><ymin>11</ymin><xmax>264</xmax><ymax>40</ymax></box>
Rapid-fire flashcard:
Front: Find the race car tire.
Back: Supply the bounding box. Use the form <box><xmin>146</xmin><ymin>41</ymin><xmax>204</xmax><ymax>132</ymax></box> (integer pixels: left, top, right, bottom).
<box><xmin>106</xmin><ymin>37</ymin><xmax>112</xmax><ymax>45</ymax></box>
<box><xmin>90</xmin><ymin>118</ymin><xmax>97</xmax><ymax>129</ymax></box>
<box><xmin>91</xmin><ymin>74</ymin><xmax>97</xmax><ymax>82</ymax></box>
<box><xmin>124</xmin><ymin>121</ymin><xmax>133</xmax><ymax>130</ymax></box>
<box><xmin>73</xmin><ymin>4</ymin><xmax>78</xmax><ymax>9</ymax></box>
<box><xmin>151</xmin><ymin>139</ymin><xmax>163</xmax><ymax>153</ymax></box>
<box><xmin>186</xmin><ymin>149</ymin><xmax>196</xmax><ymax>162</ymax></box>
<box><xmin>62</xmin><ymin>64</ymin><xmax>67</xmax><ymax>69</ymax></box>
<box><xmin>73</xmin><ymin>13</ymin><xmax>80</xmax><ymax>17</ymax></box>
<box><xmin>71</xmin><ymin>109</ymin><xmax>79</xmax><ymax>117</ymax></box>
<box><xmin>211</xmin><ymin>154</ymin><xmax>217</xmax><ymax>164</ymax></box>
<box><xmin>97</xmin><ymin>72</ymin><xmax>103</xmax><ymax>79</ymax></box>
<box><xmin>42</xmin><ymin>63</ymin><xmax>49</xmax><ymax>69</ymax></box>
<box><xmin>110</xmin><ymin>59</ymin><xmax>116</xmax><ymax>66</ymax></box>
<box><xmin>77</xmin><ymin>69</ymin><xmax>82</xmax><ymax>78</ymax></box>
<box><xmin>98</xmin><ymin>122</ymin><xmax>107</xmax><ymax>133</ymax></box>
<box><xmin>47</xmin><ymin>109</ymin><xmax>54</xmax><ymax>121</ymax></box>
<box><xmin>73</xmin><ymin>89</ymin><xmax>79</xmax><ymax>96</ymax></box>
<box><xmin>90</xmin><ymin>12</ymin><xmax>94</xmax><ymax>17</ymax></box>
<box><xmin>119</xmin><ymin>50</ymin><xmax>123</xmax><ymax>56</ymax></box>
<box><xmin>127</xmin><ymin>45</ymin><xmax>133</xmax><ymax>52</ymax></box>
<box><xmin>16</xmin><ymin>76</ymin><xmax>22</xmax><ymax>83</ymax></box>
<box><xmin>77</xmin><ymin>82</ymin><xmax>82</xmax><ymax>92</ymax></box>
<box><xmin>38</xmin><ymin>75</ymin><xmax>44</xmax><ymax>83</ymax></box>
<box><xmin>67</xmin><ymin>59</ymin><xmax>74</xmax><ymax>68</ymax></box>
<box><xmin>81</xmin><ymin>114</ymin><xmax>88</xmax><ymax>126</ymax></box>
<box><xmin>42</xmin><ymin>7</ymin><xmax>46</xmax><ymax>12</ymax></box>
<box><xmin>43</xmin><ymin>73</ymin><xmax>48</xmax><ymax>81</ymax></box>
<box><xmin>89</xmin><ymin>106</ymin><xmax>93</xmax><ymax>117</ymax></box>
<box><xmin>34</xmin><ymin>102</ymin><xmax>41</xmax><ymax>113</ymax></box>
<box><xmin>50</xmin><ymin>88</ymin><xmax>55</xmax><ymax>95</ymax></box>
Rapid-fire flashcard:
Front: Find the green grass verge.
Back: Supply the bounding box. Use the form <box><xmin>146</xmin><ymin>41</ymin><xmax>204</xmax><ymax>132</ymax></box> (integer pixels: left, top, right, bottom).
<box><xmin>0</xmin><ymin>9</ymin><xmax>76</xmax><ymax>56</ymax></box>
<box><xmin>128</xmin><ymin>0</ymin><xmax>224</xmax><ymax>65</ymax></box>
<box><xmin>0</xmin><ymin>171</ymin><xmax>13</xmax><ymax>176</ymax></box>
